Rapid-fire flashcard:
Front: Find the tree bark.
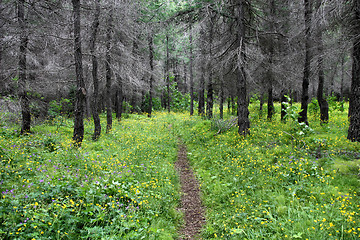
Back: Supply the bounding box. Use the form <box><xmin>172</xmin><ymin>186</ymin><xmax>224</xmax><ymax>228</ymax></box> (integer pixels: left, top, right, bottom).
<box><xmin>219</xmin><ymin>70</ymin><xmax>224</xmax><ymax>119</ymax></box>
<box><xmin>18</xmin><ymin>0</ymin><xmax>31</xmax><ymax>134</ymax></box>
<box><xmin>189</xmin><ymin>24</ymin><xmax>194</xmax><ymax>116</ymax></box>
<box><xmin>298</xmin><ymin>0</ymin><xmax>312</xmax><ymax>125</ymax></box>
<box><xmin>198</xmin><ymin>28</ymin><xmax>205</xmax><ymax>116</ymax></box>
<box><xmin>198</xmin><ymin>69</ymin><xmax>205</xmax><ymax>115</ymax></box>
<box><xmin>115</xmin><ymin>75</ymin><xmax>123</xmax><ymax>120</ymax></box>
<box><xmin>316</xmin><ymin>0</ymin><xmax>329</xmax><ymax>124</ymax></box>
<box><xmin>237</xmin><ymin>0</ymin><xmax>250</xmax><ymax>136</ymax></box>
<box><xmin>72</xmin><ymin>0</ymin><xmax>86</xmax><ymax>147</ymax></box>
<box><xmin>166</xmin><ymin>34</ymin><xmax>171</xmax><ymax>113</ymax></box>
<box><xmin>90</xmin><ymin>0</ymin><xmax>101</xmax><ymax>140</ymax></box>
<box><xmin>105</xmin><ymin>8</ymin><xmax>113</xmax><ymax>133</ymax></box>
<box><xmin>206</xmin><ymin>18</ymin><xmax>214</xmax><ymax>119</ymax></box>
<box><xmin>267</xmin><ymin>0</ymin><xmax>275</xmax><ymax>121</ymax></box>
<box><xmin>347</xmin><ymin>0</ymin><xmax>360</xmax><ymax>142</ymax></box>
<box><xmin>148</xmin><ymin>34</ymin><xmax>154</xmax><ymax>118</ymax></box>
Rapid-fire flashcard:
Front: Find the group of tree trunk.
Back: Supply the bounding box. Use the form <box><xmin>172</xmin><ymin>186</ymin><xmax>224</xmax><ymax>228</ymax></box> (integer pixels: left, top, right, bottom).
<box><xmin>0</xmin><ymin>0</ymin><xmax>359</xmax><ymax>144</ymax></box>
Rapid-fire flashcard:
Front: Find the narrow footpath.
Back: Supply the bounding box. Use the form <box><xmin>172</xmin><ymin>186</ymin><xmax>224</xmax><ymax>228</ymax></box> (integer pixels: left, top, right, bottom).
<box><xmin>175</xmin><ymin>143</ymin><xmax>206</xmax><ymax>240</ymax></box>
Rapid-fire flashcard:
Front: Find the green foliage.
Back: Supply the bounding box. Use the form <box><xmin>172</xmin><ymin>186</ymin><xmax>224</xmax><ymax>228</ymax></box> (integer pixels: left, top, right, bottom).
<box><xmin>176</xmin><ymin>104</ymin><xmax>359</xmax><ymax>239</ymax></box>
<box><xmin>327</xmin><ymin>94</ymin><xmax>345</xmax><ymax>112</ymax></box>
<box><xmin>141</xmin><ymin>94</ymin><xmax>162</xmax><ymax>113</ymax></box>
<box><xmin>282</xmin><ymin>95</ymin><xmax>314</xmax><ymax>138</ymax></box>
<box><xmin>0</xmin><ymin>102</ymin><xmax>358</xmax><ymax>239</ymax></box>
<box><xmin>48</xmin><ymin>98</ymin><xmax>71</xmax><ymax>119</ymax></box>
<box><xmin>170</xmin><ymin>81</ymin><xmax>190</xmax><ymax>112</ymax></box>
<box><xmin>0</xmin><ymin>112</ymin><xmax>181</xmax><ymax>239</ymax></box>
<box><xmin>308</xmin><ymin>98</ymin><xmax>319</xmax><ymax>118</ymax></box>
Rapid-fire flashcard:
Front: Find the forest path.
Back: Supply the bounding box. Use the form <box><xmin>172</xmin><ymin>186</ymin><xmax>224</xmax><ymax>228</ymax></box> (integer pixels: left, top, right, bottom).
<box><xmin>175</xmin><ymin>142</ymin><xmax>206</xmax><ymax>240</ymax></box>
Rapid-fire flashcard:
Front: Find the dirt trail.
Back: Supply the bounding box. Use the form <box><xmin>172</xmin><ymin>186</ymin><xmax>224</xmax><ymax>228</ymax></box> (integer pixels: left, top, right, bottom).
<box><xmin>175</xmin><ymin>143</ymin><xmax>206</xmax><ymax>240</ymax></box>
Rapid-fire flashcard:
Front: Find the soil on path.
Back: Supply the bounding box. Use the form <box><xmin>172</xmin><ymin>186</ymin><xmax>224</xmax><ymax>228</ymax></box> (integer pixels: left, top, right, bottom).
<box><xmin>175</xmin><ymin>143</ymin><xmax>206</xmax><ymax>240</ymax></box>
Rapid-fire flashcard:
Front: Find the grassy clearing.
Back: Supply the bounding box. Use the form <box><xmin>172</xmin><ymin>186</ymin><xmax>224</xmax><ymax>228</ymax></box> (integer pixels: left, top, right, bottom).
<box><xmin>0</xmin><ymin>113</ymin><xmax>181</xmax><ymax>239</ymax></box>
<box><xmin>176</xmin><ymin>103</ymin><xmax>360</xmax><ymax>239</ymax></box>
<box><xmin>0</xmin><ymin>103</ymin><xmax>359</xmax><ymax>239</ymax></box>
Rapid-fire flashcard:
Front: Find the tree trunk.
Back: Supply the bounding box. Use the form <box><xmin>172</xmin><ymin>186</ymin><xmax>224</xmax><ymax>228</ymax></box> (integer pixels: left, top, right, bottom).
<box><xmin>72</xmin><ymin>0</ymin><xmax>85</xmax><ymax>146</ymax></box>
<box><xmin>189</xmin><ymin>24</ymin><xmax>194</xmax><ymax>116</ymax></box>
<box><xmin>206</xmin><ymin>19</ymin><xmax>214</xmax><ymax>119</ymax></box>
<box><xmin>148</xmin><ymin>34</ymin><xmax>154</xmax><ymax>118</ymax></box>
<box><xmin>183</xmin><ymin>62</ymin><xmax>187</xmax><ymax>93</ymax></box>
<box><xmin>219</xmin><ymin>70</ymin><xmax>224</xmax><ymax>119</ymax></box>
<box><xmin>228</xmin><ymin>97</ymin><xmax>231</xmax><ymax>114</ymax></box>
<box><xmin>237</xmin><ymin>0</ymin><xmax>250</xmax><ymax>136</ymax></box>
<box><xmin>115</xmin><ymin>76</ymin><xmax>123</xmax><ymax>120</ymax></box>
<box><xmin>18</xmin><ymin>0</ymin><xmax>31</xmax><ymax>134</ymax></box>
<box><xmin>267</xmin><ymin>84</ymin><xmax>274</xmax><ymax>120</ymax></box>
<box><xmin>198</xmin><ymin>27</ymin><xmax>205</xmax><ymax>116</ymax></box>
<box><xmin>198</xmin><ymin>71</ymin><xmax>205</xmax><ymax>116</ymax></box>
<box><xmin>298</xmin><ymin>0</ymin><xmax>312</xmax><ymax>125</ymax></box>
<box><xmin>90</xmin><ymin>0</ymin><xmax>101</xmax><ymax>140</ymax></box>
<box><xmin>166</xmin><ymin>34</ymin><xmax>171</xmax><ymax>113</ymax></box>
<box><xmin>347</xmin><ymin>0</ymin><xmax>360</xmax><ymax>142</ymax></box>
<box><xmin>0</xmin><ymin>0</ymin><xmax>4</xmax><ymax>94</ymax></box>
<box><xmin>316</xmin><ymin>0</ymin><xmax>329</xmax><ymax>124</ymax></box>
<box><xmin>105</xmin><ymin>8</ymin><xmax>113</xmax><ymax>133</ymax></box>
<box><xmin>267</xmin><ymin>0</ymin><xmax>275</xmax><ymax>121</ymax></box>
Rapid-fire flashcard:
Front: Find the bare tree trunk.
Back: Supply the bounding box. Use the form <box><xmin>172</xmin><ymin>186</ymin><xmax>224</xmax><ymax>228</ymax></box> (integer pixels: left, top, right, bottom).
<box><xmin>166</xmin><ymin>34</ymin><xmax>171</xmax><ymax>113</ymax></box>
<box><xmin>189</xmin><ymin>24</ymin><xmax>194</xmax><ymax>116</ymax></box>
<box><xmin>148</xmin><ymin>34</ymin><xmax>154</xmax><ymax>118</ymax></box>
<box><xmin>0</xmin><ymin>0</ymin><xmax>4</xmax><ymax>93</ymax></box>
<box><xmin>267</xmin><ymin>83</ymin><xmax>274</xmax><ymax>120</ymax></box>
<box><xmin>18</xmin><ymin>0</ymin><xmax>30</xmax><ymax>134</ymax></box>
<box><xmin>198</xmin><ymin>69</ymin><xmax>205</xmax><ymax>115</ymax></box>
<box><xmin>316</xmin><ymin>0</ymin><xmax>329</xmax><ymax>124</ymax></box>
<box><xmin>219</xmin><ymin>70</ymin><xmax>224</xmax><ymax>119</ymax></box>
<box><xmin>72</xmin><ymin>0</ymin><xmax>86</xmax><ymax>146</ymax></box>
<box><xmin>340</xmin><ymin>52</ymin><xmax>345</xmax><ymax>102</ymax></box>
<box><xmin>299</xmin><ymin>0</ymin><xmax>312</xmax><ymax>125</ymax></box>
<box><xmin>90</xmin><ymin>0</ymin><xmax>101</xmax><ymax>140</ymax></box>
<box><xmin>206</xmin><ymin>18</ymin><xmax>214</xmax><ymax>119</ymax></box>
<box><xmin>183</xmin><ymin>61</ymin><xmax>187</xmax><ymax>93</ymax></box>
<box><xmin>198</xmin><ymin>28</ymin><xmax>205</xmax><ymax>116</ymax></box>
<box><xmin>237</xmin><ymin>0</ymin><xmax>250</xmax><ymax>136</ymax></box>
<box><xmin>348</xmin><ymin>0</ymin><xmax>360</xmax><ymax>142</ymax></box>
<box><xmin>105</xmin><ymin>8</ymin><xmax>113</xmax><ymax>133</ymax></box>
<box><xmin>267</xmin><ymin>0</ymin><xmax>275</xmax><ymax>121</ymax></box>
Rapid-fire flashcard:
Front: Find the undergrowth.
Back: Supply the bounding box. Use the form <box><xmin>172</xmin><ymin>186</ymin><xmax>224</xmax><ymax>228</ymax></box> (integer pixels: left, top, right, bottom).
<box><xmin>177</xmin><ymin>103</ymin><xmax>360</xmax><ymax>239</ymax></box>
<box><xmin>0</xmin><ymin>113</ymin><xmax>181</xmax><ymax>239</ymax></box>
<box><xmin>0</xmin><ymin>102</ymin><xmax>359</xmax><ymax>239</ymax></box>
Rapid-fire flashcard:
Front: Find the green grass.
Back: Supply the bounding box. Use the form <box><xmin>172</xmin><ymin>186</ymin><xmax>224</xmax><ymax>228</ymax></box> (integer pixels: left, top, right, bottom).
<box><xmin>0</xmin><ymin>113</ymin><xmax>181</xmax><ymax>239</ymax></box>
<box><xmin>176</xmin><ymin>103</ymin><xmax>360</xmax><ymax>239</ymax></box>
<box><xmin>0</xmin><ymin>103</ymin><xmax>359</xmax><ymax>239</ymax></box>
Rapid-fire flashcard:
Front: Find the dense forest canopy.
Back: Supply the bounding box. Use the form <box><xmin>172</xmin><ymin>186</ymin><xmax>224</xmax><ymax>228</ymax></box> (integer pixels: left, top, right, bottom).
<box><xmin>0</xmin><ymin>0</ymin><xmax>359</xmax><ymax>142</ymax></box>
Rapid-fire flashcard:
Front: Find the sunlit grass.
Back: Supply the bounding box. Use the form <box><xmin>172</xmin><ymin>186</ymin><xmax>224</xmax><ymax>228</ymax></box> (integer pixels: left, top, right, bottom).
<box><xmin>0</xmin><ymin>112</ymin><xmax>181</xmax><ymax>239</ymax></box>
<box><xmin>178</xmin><ymin>102</ymin><xmax>359</xmax><ymax>239</ymax></box>
<box><xmin>0</xmin><ymin>103</ymin><xmax>359</xmax><ymax>239</ymax></box>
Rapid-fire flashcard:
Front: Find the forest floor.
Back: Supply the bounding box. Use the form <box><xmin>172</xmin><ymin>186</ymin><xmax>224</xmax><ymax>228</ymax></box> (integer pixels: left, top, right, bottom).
<box><xmin>175</xmin><ymin>142</ymin><xmax>205</xmax><ymax>240</ymax></box>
